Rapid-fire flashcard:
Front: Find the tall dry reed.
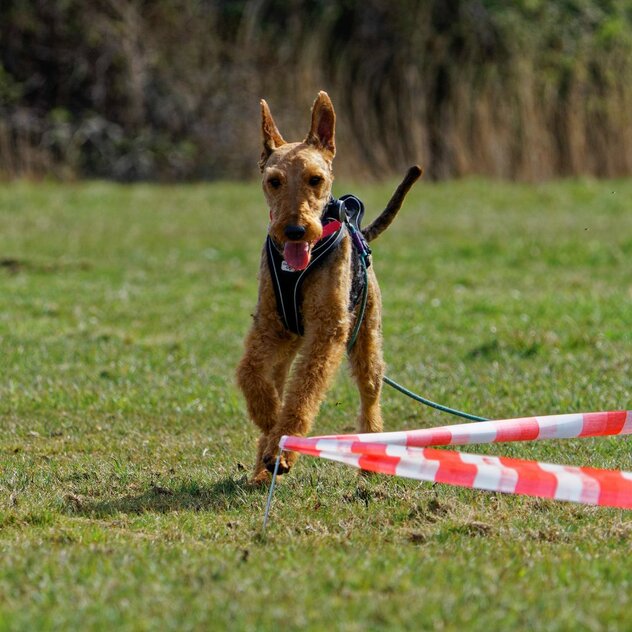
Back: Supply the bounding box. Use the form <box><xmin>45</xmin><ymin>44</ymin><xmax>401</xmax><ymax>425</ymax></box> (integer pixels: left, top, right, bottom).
<box><xmin>1</xmin><ymin>0</ymin><xmax>631</xmax><ymax>180</ymax></box>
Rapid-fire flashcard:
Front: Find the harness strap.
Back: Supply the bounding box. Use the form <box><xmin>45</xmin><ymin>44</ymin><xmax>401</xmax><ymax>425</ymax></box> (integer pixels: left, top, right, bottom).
<box><xmin>266</xmin><ymin>196</ymin><xmax>368</xmax><ymax>336</ymax></box>
<box><xmin>266</xmin><ymin>222</ymin><xmax>346</xmax><ymax>334</ymax></box>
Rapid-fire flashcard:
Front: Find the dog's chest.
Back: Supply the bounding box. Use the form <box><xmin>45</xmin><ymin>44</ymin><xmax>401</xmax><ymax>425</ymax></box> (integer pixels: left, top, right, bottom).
<box><xmin>266</xmin><ymin>231</ymin><xmax>364</xmax><ymax>335</ymax></box>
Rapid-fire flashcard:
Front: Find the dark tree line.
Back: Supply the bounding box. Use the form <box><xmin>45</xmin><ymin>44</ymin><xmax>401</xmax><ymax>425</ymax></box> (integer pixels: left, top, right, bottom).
<box><xmin>1</xmin><ymin>0</ymin><xmax>631</xmax><ymax>181</ymax></box>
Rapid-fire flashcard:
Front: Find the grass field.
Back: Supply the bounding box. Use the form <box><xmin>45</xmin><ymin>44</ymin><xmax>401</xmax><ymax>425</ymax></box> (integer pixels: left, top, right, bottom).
<box><xmin>0</xmin><ymin>178</ymin><xmax>631</xmax><ymax>630</ymax></box>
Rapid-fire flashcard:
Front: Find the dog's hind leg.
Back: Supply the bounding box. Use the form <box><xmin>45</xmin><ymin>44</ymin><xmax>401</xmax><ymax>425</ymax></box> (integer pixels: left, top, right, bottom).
<box><xmin>348</xmin><ymin>277</ymin><xmax>385</xmax><ymax>434</ymax></box>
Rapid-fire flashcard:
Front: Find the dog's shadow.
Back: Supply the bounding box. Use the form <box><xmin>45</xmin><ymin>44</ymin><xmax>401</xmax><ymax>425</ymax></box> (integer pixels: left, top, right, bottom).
<box><xmin>66</xmin><ymin>476</ymin><xmax>265</xmax><ymax>518</ymax></box>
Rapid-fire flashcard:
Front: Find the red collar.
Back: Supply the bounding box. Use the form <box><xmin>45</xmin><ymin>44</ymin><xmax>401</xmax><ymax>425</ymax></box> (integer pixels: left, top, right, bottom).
<box><xmin>267</xmin><ymin>213</ymin><xmax>342</xmax><ymax>243</ymax></box>
<box><xmin>320</xmin><ymin>219</ymin><xmax>342</xmax><ymax>239</ymax></box>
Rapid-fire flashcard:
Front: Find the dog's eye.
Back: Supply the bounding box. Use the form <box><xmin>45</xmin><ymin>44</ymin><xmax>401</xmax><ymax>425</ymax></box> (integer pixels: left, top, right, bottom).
<box><xmin>308</xmin><ymin>175</ymin><xmax>323</xmax><ymax>187</ymax></box>
<box><xmin>268</xmin><ymin>177</ymin><xmax>281</xmax><ymax>189</ymax></box>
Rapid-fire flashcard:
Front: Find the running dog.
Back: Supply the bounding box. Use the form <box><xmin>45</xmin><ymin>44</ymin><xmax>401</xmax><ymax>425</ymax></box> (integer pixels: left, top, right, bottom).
<box><xmin>237</xmin><ymin>91</ymin><xmax>421</xmax><ymax>483</ymax></box>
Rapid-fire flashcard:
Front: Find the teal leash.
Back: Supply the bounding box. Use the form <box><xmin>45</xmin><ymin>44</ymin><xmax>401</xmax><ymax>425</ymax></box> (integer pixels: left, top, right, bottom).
<box><xmin>348</xmin><ymin>253</ymin><xmax>488</xmax><ymax>423</ymax></box>
<box><xmin>381</xmin><ymin>375</ymin><xmax>487</xmax><ymax>422</ymax></box>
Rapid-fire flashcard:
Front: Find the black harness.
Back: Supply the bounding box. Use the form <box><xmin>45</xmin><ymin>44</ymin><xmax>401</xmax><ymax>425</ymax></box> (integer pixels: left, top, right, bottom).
<box><xmin>266</xmin><ymin>195</ymin><xmax>371</xmax><ymax>335</ymax></box>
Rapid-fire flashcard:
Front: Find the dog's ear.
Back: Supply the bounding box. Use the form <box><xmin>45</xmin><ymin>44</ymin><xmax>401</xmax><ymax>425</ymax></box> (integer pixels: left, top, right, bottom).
<box><xmin>305</xmin><ymin>91</ymin><xmax>335</xmax><ymax>158</ymax></box>
<box><xmin>260</xmin><ymin>99</ymin><xmax>285</xmax><ymax>168</ymax></box>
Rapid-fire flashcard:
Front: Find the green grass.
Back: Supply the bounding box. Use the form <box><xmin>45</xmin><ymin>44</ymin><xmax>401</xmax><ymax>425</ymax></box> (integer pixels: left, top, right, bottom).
<box><xmin>0</xmin><ymin>177</ymin><xmax>631</xmax><ymax>631</ymax></box>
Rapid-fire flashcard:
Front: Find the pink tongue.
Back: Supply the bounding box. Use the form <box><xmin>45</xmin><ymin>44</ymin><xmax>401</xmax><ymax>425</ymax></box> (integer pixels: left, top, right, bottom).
<box><xmin>283</xmin><ymin>242</ymin><xmax>310</xmax><ymax>270</ymax></box>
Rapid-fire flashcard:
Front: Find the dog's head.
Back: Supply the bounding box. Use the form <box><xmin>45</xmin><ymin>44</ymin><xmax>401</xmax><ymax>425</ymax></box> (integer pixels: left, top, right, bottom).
<box><xmin>259</xmin><ymin>91</ymin><xmax>336</xmax><ymax>271</ymax></box>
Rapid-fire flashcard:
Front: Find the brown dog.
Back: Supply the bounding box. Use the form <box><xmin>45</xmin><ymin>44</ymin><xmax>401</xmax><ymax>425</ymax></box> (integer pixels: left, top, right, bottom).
<box><xmin>237</xmin><ymin>91</ymin><xmax>421</xmax><ymax>483</ymax></box>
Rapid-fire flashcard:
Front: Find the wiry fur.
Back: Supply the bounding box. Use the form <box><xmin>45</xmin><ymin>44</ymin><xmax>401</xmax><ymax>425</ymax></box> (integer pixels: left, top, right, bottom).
<box><xmin>236</xmin><ymin>91</ymin><xmax>421</xmax><ymax>483</ymax></box>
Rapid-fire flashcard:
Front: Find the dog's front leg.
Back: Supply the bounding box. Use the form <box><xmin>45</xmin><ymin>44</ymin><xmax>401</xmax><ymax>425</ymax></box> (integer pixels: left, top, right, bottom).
<box><xmin>263</xmin><ymin>332</ymin><xmax>348</xmax><ymax>474</ymax></box>
<box><xmin>237</xmin><ymin>321</ymin><xmax>298</xmax><ymax>483</ymax></box>
<box><xmin>263</xmin><ymin>301</ymin><xmax>350</xmax><ymax>474</ymax></box>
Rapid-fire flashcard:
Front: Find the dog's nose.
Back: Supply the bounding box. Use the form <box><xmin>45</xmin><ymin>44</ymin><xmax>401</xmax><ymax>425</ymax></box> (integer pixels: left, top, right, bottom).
<box><xmin>284</xmin><ymin>225</ymin><xmax>306</xmax><ymax>241</ymax></box>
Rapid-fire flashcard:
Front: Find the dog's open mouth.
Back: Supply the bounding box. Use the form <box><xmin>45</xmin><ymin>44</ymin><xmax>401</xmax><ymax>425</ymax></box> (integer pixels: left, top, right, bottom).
<box><xmin>283</xmin><ymin>242</ymin><xmax>312</xmax><ymax>271</ymax></box>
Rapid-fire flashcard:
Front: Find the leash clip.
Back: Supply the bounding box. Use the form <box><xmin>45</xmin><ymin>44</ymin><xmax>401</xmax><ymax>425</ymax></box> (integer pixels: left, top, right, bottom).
<box><xmin>349</xmin><ymin>224</ymin><xmax>371</xmax><ymax>261</ymax></box>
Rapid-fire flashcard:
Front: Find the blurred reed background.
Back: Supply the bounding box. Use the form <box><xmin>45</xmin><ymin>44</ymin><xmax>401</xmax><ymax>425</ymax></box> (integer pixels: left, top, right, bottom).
<box><xmin>1</xmin><ymin>0</ymin><xmax>631</xmax><ymax>181</ymax></box>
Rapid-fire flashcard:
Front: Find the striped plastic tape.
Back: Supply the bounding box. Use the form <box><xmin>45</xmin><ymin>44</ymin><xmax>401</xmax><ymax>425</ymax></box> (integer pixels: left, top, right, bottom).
<box><xmin>282</xmin><ymin>411</ymin><xmax>632</xmax><ymax>452</ymax></box>
<box><xmin>279</xmin><ymin>411</ymin><xmax>632</xmax><ymax>509</ymax></box>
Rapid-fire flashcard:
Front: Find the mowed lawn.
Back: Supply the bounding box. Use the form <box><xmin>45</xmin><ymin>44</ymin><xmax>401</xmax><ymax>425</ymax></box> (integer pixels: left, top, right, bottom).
<box><xmin>0</xmin><ymin>178</ymin><xmax>631</xmax><ymax>630</ymax></box>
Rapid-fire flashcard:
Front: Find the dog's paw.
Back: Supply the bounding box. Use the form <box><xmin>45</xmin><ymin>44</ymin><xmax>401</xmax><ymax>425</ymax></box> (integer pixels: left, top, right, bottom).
<box><xmin>263</xmin><ymin>451</ymin><xmax>293</xmax><ymax>475</ymax></box>
<box><xmin>249</xmin><ymin>469</ymin><xmax>272</xmax><ymax>486</ymax></box>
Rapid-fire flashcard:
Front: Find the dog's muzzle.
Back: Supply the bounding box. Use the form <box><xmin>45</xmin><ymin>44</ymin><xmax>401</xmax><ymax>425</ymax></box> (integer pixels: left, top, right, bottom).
<box><xmin>284</xmin><ymin>225</ymin><xmax>306</xmax><ymax>240</ymax></box>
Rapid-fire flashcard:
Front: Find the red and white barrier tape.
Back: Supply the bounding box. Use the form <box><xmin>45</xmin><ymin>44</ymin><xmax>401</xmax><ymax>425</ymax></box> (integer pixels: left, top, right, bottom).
<box><xmin>280</xmin><ymin>411</ymin><xmax>632</xmax><ymax>509</ymax></box>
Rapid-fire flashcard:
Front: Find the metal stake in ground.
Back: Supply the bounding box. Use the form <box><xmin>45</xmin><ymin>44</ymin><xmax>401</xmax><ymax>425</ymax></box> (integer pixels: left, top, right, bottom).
<box><xmin>262</xmin><ymin>451</ymin><xmax>282</xmax><ymax>532</ymax></box>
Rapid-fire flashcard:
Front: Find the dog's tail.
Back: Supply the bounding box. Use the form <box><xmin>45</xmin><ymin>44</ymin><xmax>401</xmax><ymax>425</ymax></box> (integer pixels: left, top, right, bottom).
<box><xmin>362</xmin><ymin>165</ymin><xmax>423</xmax><ymax>243</ymax></box>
